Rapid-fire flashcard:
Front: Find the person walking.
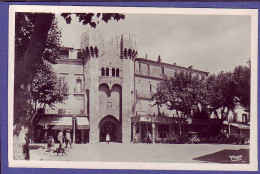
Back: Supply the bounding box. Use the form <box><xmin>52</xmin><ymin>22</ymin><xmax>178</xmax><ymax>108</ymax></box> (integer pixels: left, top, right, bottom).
<box><xmin>58</xmin><ymin>130</ymin><xmax>63</xmax><ymax>145</ymax></box>
<box><xmin>47</xmin><ymin>136</ymin><xmax>52</xmax><ymax>152</ymax></box>
<box><xmin>106</xmin><ymin>133</ymin><xmax>110</xmax><ymax>144</ymax></box>
<box><xmin>65</xmin><ymin>130</ymin><xmax>72</xmax><ymax>148</ymax></box>
<box><xmin>43</xmin><ymin>132</ymin><xmax>48</xmax><ymax>149</ymax></box>
<box><xmin>147</xmin><ymin>131</ymin><xmax>152</xmax><ymax>144</ymax></box>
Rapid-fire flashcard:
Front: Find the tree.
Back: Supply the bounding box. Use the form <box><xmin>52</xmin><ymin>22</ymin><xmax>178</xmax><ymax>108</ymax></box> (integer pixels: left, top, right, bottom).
<box><xmin>233</xmin><ymin>65</ymin><xmax>250</xmax><ymax>113</ymax></box>
<box><xmin>204</xmin><ymin>72</ymin><xmax>237</xmax><ymax>122</ymax></box>
<box><xmin>14</xmin><ymin>12</ymin><xmax>125</xmax><ymax>160</ymax></box>
<box><xmin>31</xmin><ymin>62</ymin><xmax>68</xmax><ymax>111</ymax></box>
<box><xmin>153</xmin><ymin>71</ymin><xmax>204</xmax><ymax>135</ymax></box>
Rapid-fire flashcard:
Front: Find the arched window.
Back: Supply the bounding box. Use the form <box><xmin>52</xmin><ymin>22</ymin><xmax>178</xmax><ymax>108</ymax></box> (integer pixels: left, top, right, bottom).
<box><xmin>106</xmin><ymin>68</ymin><xmax>109</xmax><ymax>76</ymax></box>
<box><xmin>112</xmin><ymin>68</ymin><xmax>115</xmax><ymax>77</ymax></box>
<box><xmin>101</xmin><ymin>68</ymin><xmax>105</xmax><ymax>76</ymax></box>
<box><xmin>116</xmin><ymin>68</ymin><xmax>120</xmax><ymax>77</ymax></box>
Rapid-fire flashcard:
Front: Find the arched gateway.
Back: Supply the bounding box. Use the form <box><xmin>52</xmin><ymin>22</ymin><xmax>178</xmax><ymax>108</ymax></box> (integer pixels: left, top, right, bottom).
<box><xmin>99</xmin><ymin>115</ymin><xmax>121</xmax><ymax>142</ymax></box>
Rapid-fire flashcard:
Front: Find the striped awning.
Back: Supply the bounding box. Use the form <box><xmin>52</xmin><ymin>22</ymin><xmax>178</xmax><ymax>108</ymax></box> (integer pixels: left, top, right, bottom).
<box><xmin>230</xmin><ymin>123</ymin><xmax>250</xmax><ymax>130</ymax></box>
<box><xmin>77</xmin><ymin>117</ymin><xmax>89</xmax><ymax>129</ymax></box>
<box><xmin>37</xmin><ymin>115</ymin><xmax>72</xmax><ymax>130</ymax></box>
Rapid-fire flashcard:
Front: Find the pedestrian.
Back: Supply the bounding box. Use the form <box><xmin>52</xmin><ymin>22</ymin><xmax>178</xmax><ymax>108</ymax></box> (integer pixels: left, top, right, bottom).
<box><xmin>65</xmin><ymin>130</ymin><xmax>72</xmax><ymax>148</ymax></box>
<box><xmin>147</xmin><ymin>131</ymin><xmax>152</xmax><ymax>144</ymax></box>
<box><xmin>43</xmin><ymin>132</ymin><xmax>48</xmax><ymax>149</ymax></box>
<box><xmin>50</xmin><ymin>136</ymin><xmax>55</xmax><ymax>151</ymax></box>
<box><xmin>58</xmin><ymin>130</ymin><xmax>63</xmax><ymax>145</ymax></box>
<box><xmin>47</xmin><ymin>136</ymin><xmax>52</xmax><ymax>152</ymax></box>
<box><xmin>106</xmin><ymin>133</ymin><xmax>110</xmax><ymax>144</ymax></box>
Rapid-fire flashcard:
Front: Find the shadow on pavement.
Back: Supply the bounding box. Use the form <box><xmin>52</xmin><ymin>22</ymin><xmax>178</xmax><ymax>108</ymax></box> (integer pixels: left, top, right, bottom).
<box><xmin>29</xmin><ymin>144</ymin><xmax>44</xmax><ymax>150</ymax></box>
<box><xmin>193</xmin><ymin>149</ymin><xmax>249</xmax><ymax>164</ymax></box>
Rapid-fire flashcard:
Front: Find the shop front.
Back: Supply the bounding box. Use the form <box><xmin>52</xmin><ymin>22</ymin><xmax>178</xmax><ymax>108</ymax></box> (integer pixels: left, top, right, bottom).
<box><xmin>35</xmin><ymin>114</ymin><xmax>89</xmax><ymax>144</ymax></box>
<box><xmin>131</xmin><ymin>115</ymin><xmax>173</xmax><ymax>143</ymax></box>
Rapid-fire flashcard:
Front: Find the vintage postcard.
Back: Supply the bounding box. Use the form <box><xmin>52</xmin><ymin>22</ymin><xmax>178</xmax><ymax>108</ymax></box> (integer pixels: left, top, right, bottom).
<box><xmin>8</xmin><ymin>5</ymin><xmax>258</xmax><ymax>171</ymax></box>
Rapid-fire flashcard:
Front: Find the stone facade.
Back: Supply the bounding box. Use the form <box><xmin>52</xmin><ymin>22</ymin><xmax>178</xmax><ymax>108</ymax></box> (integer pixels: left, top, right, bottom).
<box><xmin>45</xmin><ymin>32</ymin><xmax>209</xmax><ymax>143</ymax></box>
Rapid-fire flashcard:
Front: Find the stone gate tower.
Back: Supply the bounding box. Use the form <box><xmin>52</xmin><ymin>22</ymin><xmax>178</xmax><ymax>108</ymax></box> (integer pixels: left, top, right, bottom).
<box><xmin>81</xmin><ymin>32</ymin><xmax>137</xmax><ymax>143</ymax></box>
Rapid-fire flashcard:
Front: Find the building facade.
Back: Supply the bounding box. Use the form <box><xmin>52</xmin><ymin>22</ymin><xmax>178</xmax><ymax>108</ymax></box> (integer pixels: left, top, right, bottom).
<box><xmin>35</xmin><ymin>32</ymin><xmax>249</xmax><ymax>144</ymax></box>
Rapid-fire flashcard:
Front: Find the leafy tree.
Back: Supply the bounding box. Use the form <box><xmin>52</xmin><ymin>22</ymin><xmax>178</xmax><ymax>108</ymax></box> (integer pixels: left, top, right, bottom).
<box><xmin>31</xmin><ymin>62</ymin><xmax>68</xmax><ymax>111</ymax></box>
<box><xmin>14</xmin><ymin>12</ymin><xmax>125</xmax><ymax>160</ymax></box>
<box><xmin>204</xmin><ymin>72</ymin><xmax>237</xmax><ymax>121</ymax></box>
<box><xmin>233</xmin><ymin>65</ymin><xmax>250</xmax><ymax>113</ymax></box>
<box><xmin>153</xmin><ymin>71</ymin><xmax>205</xmax><ymax>135</ymax></box>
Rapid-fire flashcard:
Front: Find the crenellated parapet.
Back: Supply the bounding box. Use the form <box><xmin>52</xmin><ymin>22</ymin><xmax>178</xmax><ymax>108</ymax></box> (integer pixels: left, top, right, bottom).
<box><xmin>120</xmin><ymin>34</ymin><xmax>138</xmax><ymax>60</ymax></box>
<box><xmin>80</xmin><ymin>32</ymin><xmax>138</xmax><ymax>61</ymax></box>
<box><xmin>81</xmin><ymin>32</ymin><xmax>104</xmax><ymax>59</ymax></box>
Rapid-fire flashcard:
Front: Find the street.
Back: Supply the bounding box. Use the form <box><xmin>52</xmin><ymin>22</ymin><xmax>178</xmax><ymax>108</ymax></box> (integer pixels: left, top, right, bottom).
<box><xmin>29</xmin><ymin>143</ymin><xmax>249</xmax><ymax>163</ymax></box>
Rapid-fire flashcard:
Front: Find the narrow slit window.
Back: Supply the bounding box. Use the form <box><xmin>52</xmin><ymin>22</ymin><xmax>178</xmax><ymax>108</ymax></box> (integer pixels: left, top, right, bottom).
<box><xmin>116</xmin><ymin>68</ymin><xmax>120</xmax><ymax>77</ymax></box>
<box><xmin>112</xmin><ymin>68</ymin><xmax>115</xmax><ymax>77</ymax></box>
<box><xmin>106</xmin><ymin>68</ymin><xmax>109</xmax><ymax>76</ymax></box>
<box><xmin>101</xmin><ymin>68</ymin><xmax>105</xmax><ymax>76</ymax></box>
<box><xmin>161</xmin><ymin>67</ymin><xmax>164</xmax><ymax>75</ymax></box>
<box><xmin>76</xmin><ymin>79</ymin><xmax>82</xmax><ymax>93</ymax></box>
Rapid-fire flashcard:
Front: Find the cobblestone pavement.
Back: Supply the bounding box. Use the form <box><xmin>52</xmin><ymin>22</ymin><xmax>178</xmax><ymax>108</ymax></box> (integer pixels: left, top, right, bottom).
<box><xmin>29</xmin><ymin>143</ymin><xmax>249</xmax><ymax>163</ymax></box>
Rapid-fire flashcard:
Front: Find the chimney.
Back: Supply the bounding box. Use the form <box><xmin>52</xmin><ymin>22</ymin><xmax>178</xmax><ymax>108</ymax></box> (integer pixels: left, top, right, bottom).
<box><xmin>157</xmin><ymin>55</ymin><xmax>161</xmax><ymax>62</ymax></box>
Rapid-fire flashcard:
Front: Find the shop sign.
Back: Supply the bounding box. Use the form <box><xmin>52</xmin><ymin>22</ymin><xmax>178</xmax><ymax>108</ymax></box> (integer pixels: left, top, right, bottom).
<box><xmin>132</xmin><ymin>116</ymin><xmax>140</xmax><ymax>122</ymax></box>
<box><xmin>155</xmin><ymin>117</ymin><xmax>172</xmax><ymax>123</ymax></box>
<box><xmin>140</xmin><ymin>116</ymin><xmax>152</xmax><ymax>122</ymax></box>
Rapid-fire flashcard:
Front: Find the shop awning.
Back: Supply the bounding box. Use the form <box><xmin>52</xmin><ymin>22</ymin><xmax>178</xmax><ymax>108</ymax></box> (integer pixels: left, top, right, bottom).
<box><xmin>77</xmin><ymin>117</ymin><xmax>89</xmax><ymax>129</ymax></box>
<box><xmin>37</xmin><ymin>115</ymin><xmax>72</xmax><ymax>130</ymax></box>
<box><xmin>229</xmin><ymin>123</ymin><xmax>250</xmax><ymax>130</ymax></box>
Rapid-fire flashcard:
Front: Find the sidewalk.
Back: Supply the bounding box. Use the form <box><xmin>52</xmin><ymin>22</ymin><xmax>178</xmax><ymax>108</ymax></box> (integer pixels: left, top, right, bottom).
<box><xmin>29</xmin><ymin>143</ymin><xmax>249</xmax><ymax>163</ymax></box>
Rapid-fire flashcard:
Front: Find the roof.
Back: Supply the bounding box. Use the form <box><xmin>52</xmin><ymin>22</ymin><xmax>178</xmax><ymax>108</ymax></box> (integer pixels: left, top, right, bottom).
<box><xmin>135</xmin><ymin>58</ymin><xmax>209</xmax><ymax>75</ymax></box>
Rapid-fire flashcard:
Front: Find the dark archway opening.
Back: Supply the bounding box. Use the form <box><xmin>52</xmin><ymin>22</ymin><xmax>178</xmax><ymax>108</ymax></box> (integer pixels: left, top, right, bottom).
<box><xmin>99</xmin><ymin>116</ymin><xmax>121</xmax><ymax>142</ymax></box>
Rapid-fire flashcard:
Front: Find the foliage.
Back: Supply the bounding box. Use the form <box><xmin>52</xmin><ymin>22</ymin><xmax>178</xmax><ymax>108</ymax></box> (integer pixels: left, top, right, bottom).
<box><xmin>205</xmin><ymin>72</ymin><xmax>237</xmax><ymax>120</ymax></box>
<box><xmin>153</xmin><ymin>71</ymin><xmax>206</xmax><ymax>135</ymax></box>
<box><xmin>31</xmin><ymin>62</ymin><xmax>68</xmax><ymax>109</ymax></box>
<box><xmin>61</xmin><ymin>13</ymin><xmax>125</xmax><ymax>28</ymax></box>
<box><xmin>15</xmin><ymin>13</ymin><xmax>35</xmax><ymax>63</ymax></box>
<box><xmin>153</xmin><ymin>71</ymin><xmax>204</xmax><ymax>118</ymax></box>
<box><xmin>233</xmin><ymin>65</ymin><xmax>250</xmax><ymax>112</ymax></box>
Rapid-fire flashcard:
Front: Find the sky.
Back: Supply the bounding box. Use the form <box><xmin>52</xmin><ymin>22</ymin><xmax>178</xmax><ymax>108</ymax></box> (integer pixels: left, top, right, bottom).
<box><xmin>56</xmin><ymin>13</ymin><xmax>251</xmax><ymax>74</ymax></box>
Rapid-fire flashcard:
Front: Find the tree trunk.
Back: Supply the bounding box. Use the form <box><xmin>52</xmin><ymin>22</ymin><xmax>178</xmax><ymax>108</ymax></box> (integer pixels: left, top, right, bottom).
<box><xmin>13</xmin><ymin>13</ymin><xmax>54</xmax><ymax>160</ymax></box>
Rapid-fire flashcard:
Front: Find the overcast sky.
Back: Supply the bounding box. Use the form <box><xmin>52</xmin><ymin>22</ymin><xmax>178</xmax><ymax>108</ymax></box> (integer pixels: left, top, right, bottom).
<box><xmin>57</xmin><ymin>14</ymin><xmax>251</xmax><ymax>74</ymax></box>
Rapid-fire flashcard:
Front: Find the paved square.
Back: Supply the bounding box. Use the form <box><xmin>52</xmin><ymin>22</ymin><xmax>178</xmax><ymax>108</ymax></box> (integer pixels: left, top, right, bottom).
<box><xmin>30</xmin><ymin>143</ymin><xmax>249</xmax><ymax>163</ymax></box>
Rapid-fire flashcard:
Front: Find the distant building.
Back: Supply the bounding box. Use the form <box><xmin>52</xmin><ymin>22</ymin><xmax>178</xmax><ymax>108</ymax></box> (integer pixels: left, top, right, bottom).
<box><xmin>34</xmin><ymin>32</ymin><xmax>222</xmax><ymax>144</ymax></box>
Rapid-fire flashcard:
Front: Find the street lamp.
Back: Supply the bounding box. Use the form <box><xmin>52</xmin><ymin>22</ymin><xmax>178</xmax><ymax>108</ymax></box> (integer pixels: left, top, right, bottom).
<box><xmin>152</xmin><ymin>113</ymin><xmax>155</xmax><ymax>143</ymax></box>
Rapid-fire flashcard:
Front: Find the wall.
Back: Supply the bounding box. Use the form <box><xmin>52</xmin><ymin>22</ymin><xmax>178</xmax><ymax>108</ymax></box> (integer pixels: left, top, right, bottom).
<box><xmin>45</xmin><ymin>62</ymin><xmax>84</xmax><ymax>114</ymax></box>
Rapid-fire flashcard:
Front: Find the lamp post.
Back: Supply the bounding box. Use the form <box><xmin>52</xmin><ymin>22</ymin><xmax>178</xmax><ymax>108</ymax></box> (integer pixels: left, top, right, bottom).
<box><xmin>152</xmin><ymin>113</ymin><xmax>155</xmax><ymax>143</ymax></box>
<box><xmin>72</xmin><ymin>115</ymin><xmax>76</xmax><ymax>144</ymax></box>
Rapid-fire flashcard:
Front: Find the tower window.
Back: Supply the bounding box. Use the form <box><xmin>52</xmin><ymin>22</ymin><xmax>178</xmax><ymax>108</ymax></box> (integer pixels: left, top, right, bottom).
<box><xmin>101</xmin><ymin>68</ymin><xmax>105</xmax><ymax>76</ymax></box>
<box><xmin>112</xmin><ymin>68</ymin><xmax>115</xmax><ymax>77</ymax></box>
<box><xmin>116</xmin><ymin>68</ymin><xmax>120</xmax><ymax>77</ymax></box>
<box><xmin>161</xmin><ymin>67</ymin><xmax>164</xmax><ymax>75</ymax></box>
<box><xmin>147</xmin><ymin>64</ymin><xmax>150</xmax><ymax>76</ymax></box>
<box><xmin>106</xmin><ymin>68</ymin><xmax>109</xmax><ymax>76</ymax></box>
<box><xmin>77</xmin><ymin>51</ymin><xmax>82</xmax><ymax>59</ymax></box>
<box><xmin>242</xmin><ymin>114</ymin><xmax>248</xmax><ymax>122</ymax></box>
<box><xmin>60</xmin><ymin>50</ymin><xmax>69</xmax><ymax>57</ymax></box>
<box><xmin>76</xmin><ymin>79</ymin><xmax>82</xmax><ymax>93</ymax></box>
<box><xmin>150</xmin><ymin>84</ymin><xmax>152</xmax><ymax>93</ymax></box>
